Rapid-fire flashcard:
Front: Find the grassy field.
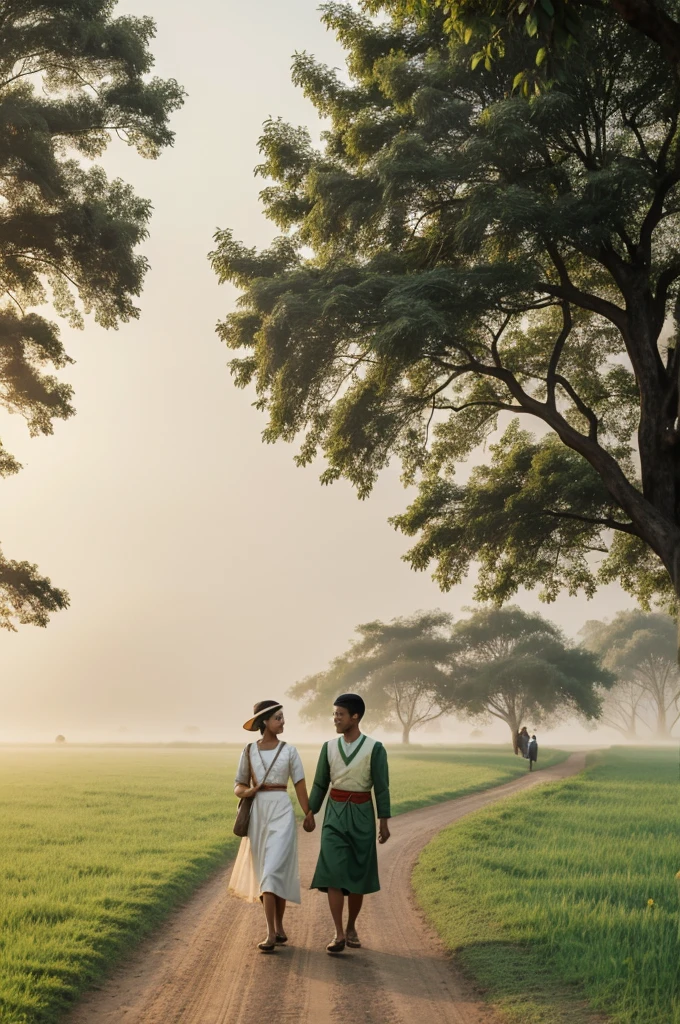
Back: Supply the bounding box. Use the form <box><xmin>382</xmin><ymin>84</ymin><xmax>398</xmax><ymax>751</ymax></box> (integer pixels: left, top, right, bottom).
<box><xmin>413</xmin><ymin>746</ymin><xmax>679</xmax><ymax>1024</ymax></box>
<box><xmin>0</xmin><ymin>742</ymin><xmax>566</xmax><ymax>1024</ymax></box>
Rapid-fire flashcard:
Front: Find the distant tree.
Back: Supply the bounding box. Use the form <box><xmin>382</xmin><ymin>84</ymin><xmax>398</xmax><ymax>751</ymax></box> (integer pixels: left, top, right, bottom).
<box><xmin>449</xmin><ymin>606</ymin><xmax>613</xmax><ymax>745</ymax></box>
<box><xmin>599</xmin><ymin>679</ymin><xmax>651</xmax><ymax>740</ymax></box>
<box><xmin>0</xmin><ymin>1</ymin><xmax>184</xmax><ymax>628</ymax></box>
<box><xmin>210</xmin><ymin>1</ymin><xmax>680</xmax><ymax>639</ymax></box>
<box><xmin>55</xmin><ymin>735</ymin><xmax>66</xmax><ymax>743</ymax></box>
<box><xmin>581</xmin><ymin>612</ymin><xmax>680</xmax><ymax>739</ymax></box>
<box><xmin>288</xmin><ymin>611</ymin><xmax>456</xmax><ymax>743</ymax></box>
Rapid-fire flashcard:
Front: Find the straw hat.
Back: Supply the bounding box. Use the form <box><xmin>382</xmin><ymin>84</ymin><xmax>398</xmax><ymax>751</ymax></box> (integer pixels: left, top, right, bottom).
<box><xmin>242</xmin><ymin>700</ymin><xmax>283</xmax><ymax>732</ymax></box>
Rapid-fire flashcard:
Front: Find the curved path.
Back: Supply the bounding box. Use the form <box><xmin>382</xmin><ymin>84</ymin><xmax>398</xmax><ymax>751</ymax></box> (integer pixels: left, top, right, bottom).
<box><xmin>66</xmin><ymin>753</ymin><xmax>586</xmax><ymax>1024</ymax></box>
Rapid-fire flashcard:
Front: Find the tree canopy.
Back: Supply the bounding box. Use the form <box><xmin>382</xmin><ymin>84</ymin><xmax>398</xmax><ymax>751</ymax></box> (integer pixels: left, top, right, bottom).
<box><xmin>210</xmin><ymin>0</ymin><xmax>680</xmax><ymax>628</ymax></box>
<box><xmin>449</xmin><ymin>605</ymin><xmax>613</xmax><ymax>741</ymax></box>
<box><xmin>288</xmin><ymin>610</ymin><xmax>456</xmax><ymax>742</ymax></box>
<box><xmin>0</xmin><ymin>0</ymin><xmax>184</xmax><ymax>628</ymax></box>
<box><xmin>581</xmin><ymin>611</ymin><xmax>680</xmax><ymax>737</ymax></box>
<box><xmin>387</xmin><ymin>0</ymin><xmax>680</xmax><ymax>89</ymax></box>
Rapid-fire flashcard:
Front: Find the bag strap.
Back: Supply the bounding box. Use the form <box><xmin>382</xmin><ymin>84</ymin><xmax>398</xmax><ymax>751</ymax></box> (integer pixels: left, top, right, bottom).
<box><xmin>242</xmin><ymin>740</ymin><xmax>287</xmax><ymax>789</ymax></box>
<box><xmin>259</xmin><ymin>740</ymin><xmax>286</xmax><ymax>786</ymax></box>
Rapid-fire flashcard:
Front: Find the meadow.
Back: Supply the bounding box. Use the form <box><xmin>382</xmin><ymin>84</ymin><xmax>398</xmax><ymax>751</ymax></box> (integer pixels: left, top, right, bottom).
<box><xmin>0</xmin><ymin>742</ymin><xmax>566</xmax><ymax>1024</ymax></box>
<box><xmin>413</xmin><ymin>746</ymin><xmax>680</xmax><ymax>1024</ymax></box>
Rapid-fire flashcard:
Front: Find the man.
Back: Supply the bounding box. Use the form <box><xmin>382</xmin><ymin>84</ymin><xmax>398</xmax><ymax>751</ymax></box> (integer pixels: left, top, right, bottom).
<box><xmin>306</xmin><ymin>692</ymin><xmax>391</xmax><ymax>953</ymax></box>
<box><xmin>528</xmin><ymin>733</ymin><xmax>538</xmax><ymax>771</ymax></box>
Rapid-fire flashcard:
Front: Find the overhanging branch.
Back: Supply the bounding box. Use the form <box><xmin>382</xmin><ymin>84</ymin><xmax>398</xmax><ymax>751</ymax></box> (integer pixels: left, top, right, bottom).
<box><xmin>542</xmin><ymin>508</ymin><xmax>638</xmax><ymax>534</ymax></box>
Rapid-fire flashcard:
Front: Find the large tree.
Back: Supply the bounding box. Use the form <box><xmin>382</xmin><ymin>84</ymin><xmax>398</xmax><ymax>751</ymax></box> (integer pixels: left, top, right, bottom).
<box><xmin>288</xmin><ymin>610</ymin><xmax>456</xmax><ymax>743</ymax></box>
<box><xmin>449</xmin><ymin>605</ymin><xmax>613</xmax><ymax>743</ymax></box>
<box><xmin>210</xmin><ymin>1</ymin><xmax>680</xmax><ymax>636</ymax></box>
<box><xmin>582</xmin><ymin>611</ymin><xmax>680</xmax><ymax>738</ymax></box>
<box><xmin>0</xmin><ymin>0</ymin><xmax>184</xmax><ymax>628</ymax></box>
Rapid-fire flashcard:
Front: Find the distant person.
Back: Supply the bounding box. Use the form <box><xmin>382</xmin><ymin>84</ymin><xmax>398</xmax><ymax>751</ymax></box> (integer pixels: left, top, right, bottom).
<box><xmin>229</xmin><ymin>700</ymin><xmax>315</xmax><ymax>953</ymax></box>
<box><xmin>528</xmin><ymin>734</ymin><xmax>538</xmax><ymax>771</ymax></box>
<box><xmin>518</xmin><ymin>726</ymin><xmax>530</xmax><ymax>758</ymax></box>
<box><xmin>305</xmin><ymin>693</ymin><xmax>391</xmax><ymax>954</ymax></box>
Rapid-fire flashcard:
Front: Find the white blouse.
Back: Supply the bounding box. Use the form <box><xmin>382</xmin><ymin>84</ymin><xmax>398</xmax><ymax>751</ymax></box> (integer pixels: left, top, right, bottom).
<box><xmin>235</xmin><ymin>742</ymin><xmax>305</xmax><ymax>788</ymax></box>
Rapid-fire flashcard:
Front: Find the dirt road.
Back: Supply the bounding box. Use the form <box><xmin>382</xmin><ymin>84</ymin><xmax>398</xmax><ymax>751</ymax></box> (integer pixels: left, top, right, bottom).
<box><xmin>66</xmin><ymin>753</ymin><xmax>586</xmax><ymax>1024</ymax></box>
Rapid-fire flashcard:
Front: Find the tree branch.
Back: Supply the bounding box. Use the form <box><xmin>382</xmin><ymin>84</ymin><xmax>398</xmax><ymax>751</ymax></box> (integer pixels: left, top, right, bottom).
<box><xmin>542</xmin><ymin>508</ymin><xmax>637</xmax><ymax>534</ymax></box>
<box><xmin>542</xmin><ymin>242</ymin><xmax>627</xmax><ymax>330</ymax></box>
<box><xmin>553</xmin><ymin>374</ymin><xmax>601</xmax><ymax>440</ymax></box>
<box><xmin>546</xmin><ymin>302</ymin><xmax>573</xmax><ymax>406</ymax></box>
<box><xmin>608</xmin><ymin>0</ymin><xmax>680</xmax><ymax>67</ymax></box>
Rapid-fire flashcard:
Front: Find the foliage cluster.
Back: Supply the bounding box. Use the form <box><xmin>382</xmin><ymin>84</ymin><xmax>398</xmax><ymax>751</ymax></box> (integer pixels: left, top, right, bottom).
<box><xmin>0</xmin><ymin>0</ymin><xmax>183</xmax><ymax>629</ymax></box>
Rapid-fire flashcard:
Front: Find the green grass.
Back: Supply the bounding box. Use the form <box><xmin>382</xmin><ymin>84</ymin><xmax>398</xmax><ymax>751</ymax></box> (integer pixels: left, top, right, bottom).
<box><xmin>374</xmin><ymin>743</ymin><xmax>568</xmax><ymax>816</ymax></box>
<box><xmin>0</xmin><ymin>741</ymin><xmax>566</xmax><ymax>1023</ymax></box>
<box><xmin>413</xmin><ymin>746</ymin><xmax>680</xmax><ymax>1024</ymax></box>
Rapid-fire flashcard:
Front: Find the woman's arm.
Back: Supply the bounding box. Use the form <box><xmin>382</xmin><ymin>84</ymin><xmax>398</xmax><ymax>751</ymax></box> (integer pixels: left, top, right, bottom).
<box><xmin>294</xmin><ymin>779</ymin><xmax>315</xmax><ymax>831</ymax></box>
<box><xmin>234</xmin><ymin>781</ymin><xmax>261</xmax><ymax>799</ymax></box>
<box><xmin>290</xmin><ymin>747</ymin><xmax>315</xmax><ymax>830</ymax></box>
<box><xmin>233</xmin><ymin>745</ymin><xmax>259</xmax><ymax>799</ymax></box>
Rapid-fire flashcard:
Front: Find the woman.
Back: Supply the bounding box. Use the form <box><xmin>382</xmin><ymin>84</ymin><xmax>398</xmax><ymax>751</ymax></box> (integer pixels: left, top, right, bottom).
<box><xmin>229</xmin><ymin>699</ymin><xmax>315</xmax><ymax>952</ymax></box>
<box><xmin>517</xmin><ymin>726</ymin><xmax>530</xmax><ymax>758</ymax></box>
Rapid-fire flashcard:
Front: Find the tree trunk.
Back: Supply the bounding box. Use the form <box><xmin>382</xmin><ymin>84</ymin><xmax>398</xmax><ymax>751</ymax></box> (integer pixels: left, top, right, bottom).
<box><xmin>402</xmin><ymin>724</ymin><xmax>411</xmax><ymax>744</ymax></box>
<box><xmin>507</xmin><ymin>714</ymin><xmax>519</xmax><ymax>752</ymax></box>
<box><xmin>655</xmin><ymin>707</ymin><xmax>672</xmax><ymax>739</ymax></box>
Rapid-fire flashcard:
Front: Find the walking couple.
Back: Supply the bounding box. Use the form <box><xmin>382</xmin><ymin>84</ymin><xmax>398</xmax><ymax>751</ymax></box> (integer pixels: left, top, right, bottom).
<box><xmin>228</xmin><ymin>693</ymin><xmax>391</xmax><ymax>954</ymax></box>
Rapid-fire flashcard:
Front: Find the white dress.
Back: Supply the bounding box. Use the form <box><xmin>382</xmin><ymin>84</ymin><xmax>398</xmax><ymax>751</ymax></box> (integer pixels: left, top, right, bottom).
<box><xmin>228</xmin><ymin>742</ymin><xmax>305</xmax><ymax>904</ymax></box>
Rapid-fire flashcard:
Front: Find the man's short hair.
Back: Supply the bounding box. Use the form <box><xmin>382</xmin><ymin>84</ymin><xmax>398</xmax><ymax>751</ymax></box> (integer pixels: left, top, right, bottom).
<box><xmin>334</xmin><ymin>692</ymin><xmax>366</xmax><ymax>721</ymax></box>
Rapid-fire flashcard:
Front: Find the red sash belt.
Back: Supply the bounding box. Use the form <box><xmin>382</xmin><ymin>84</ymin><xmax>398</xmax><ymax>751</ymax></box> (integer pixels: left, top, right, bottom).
<box><xmin>330</xmin><ymin>788</ymin><xmax>372</xmax><ymax>804</ymax></box>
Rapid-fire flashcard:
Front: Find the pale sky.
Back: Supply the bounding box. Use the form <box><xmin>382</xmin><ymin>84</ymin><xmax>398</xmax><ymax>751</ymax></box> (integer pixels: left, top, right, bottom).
<box><xmin>0</xmin><ymin>0</ymin><xmax>634</xmax><ymax>744</ymax></box>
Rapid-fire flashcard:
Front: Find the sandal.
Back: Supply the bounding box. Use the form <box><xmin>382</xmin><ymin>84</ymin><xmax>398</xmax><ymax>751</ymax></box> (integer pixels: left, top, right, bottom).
<box><xmin>326</xmin><ymin>938</ymin><xmax>346</xmax><ymax>954</ymax></box>
<box><xmin>258</xmin><ymin>940</ymin><xmax>277</xmax><ymax>953</ymax></box>
<box><xmin>275</xmin><ymin>933</ymin><xmax>288</xmax><ymax>944</ymax></box>
<box><xmin>346</xmin><ymin>932</ymin><xmax>361</xmax><ymax>948</ymax></box>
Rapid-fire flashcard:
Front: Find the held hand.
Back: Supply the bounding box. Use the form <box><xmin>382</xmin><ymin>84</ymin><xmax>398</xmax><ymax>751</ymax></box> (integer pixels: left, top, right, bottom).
<box><xmin>378</xmin><ymin>819</ymin><xmax>391</xmax><ymax>844</ymax></box>
<box><xmin>303</xmin><ymin>810</ymin><xmax>316</xmax><ymax>833</ymax></box>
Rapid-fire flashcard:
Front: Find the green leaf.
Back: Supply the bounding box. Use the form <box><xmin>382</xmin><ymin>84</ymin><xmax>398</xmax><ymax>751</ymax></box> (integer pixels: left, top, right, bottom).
<box><xmin>471</xmin><ymin>52</ymin><xmax>485</xmax><ymax>69</ymax></box>
<box><xmin>518</xmin><ymin>1</ymin><xmax>528</xmax><ymax>11</ymax></box>
<box><xmin>464</xmin><ymin>27</ymin><xmax>473</xmax><ymax>44</ymax></box>
<box><xmin>513</xmin><ymin>71</ymin><xmax>526</xmax><ymax>88</ymax></box>
<box><xmin>484</xmin><ymin>56</ymin><xmax>492</xmax><ymax>71</ymax></box>
<box><xmin>526</xmin><ymin>11</ymin><xmax>539</xmax><ymax>36</ymax></box>
<box><xmin>539</xmin><ymin>0</ymin><xmax>555</xmax><ymax>15</ymax></box>
<box><xmin>536</xmin><ymin>47</ymin><xmax>547</xmax><ymax>65</ymax></box>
